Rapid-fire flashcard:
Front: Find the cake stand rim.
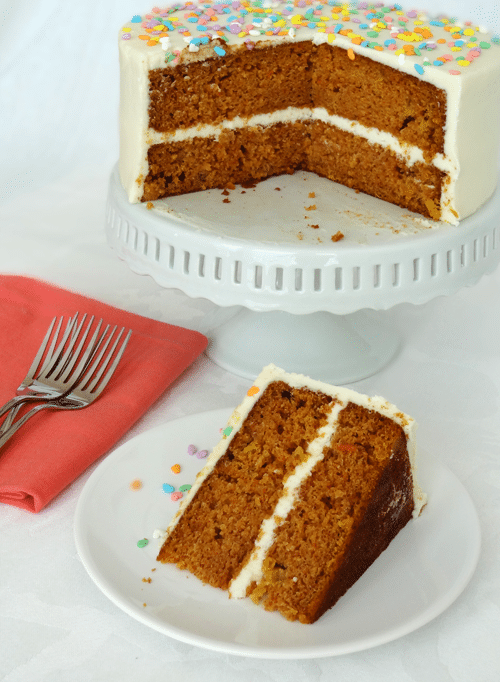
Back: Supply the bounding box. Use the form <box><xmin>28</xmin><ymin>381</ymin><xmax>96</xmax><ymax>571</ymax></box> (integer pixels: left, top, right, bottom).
<box><xmin>106</xmin><ymin>163</ymin><xmax>500</xmax><ymax>315</ymax></box>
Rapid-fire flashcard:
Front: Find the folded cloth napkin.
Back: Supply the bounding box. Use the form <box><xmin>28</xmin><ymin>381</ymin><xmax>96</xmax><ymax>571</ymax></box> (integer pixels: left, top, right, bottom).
<box><xmin>0</xmin><ymin>275</ymin><xmax>208</xmax><ymax>512</ymax></box>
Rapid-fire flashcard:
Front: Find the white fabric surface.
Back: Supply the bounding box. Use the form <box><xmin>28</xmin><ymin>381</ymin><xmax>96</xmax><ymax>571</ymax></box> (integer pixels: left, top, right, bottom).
<box><xmin>1</xmin><ymin>1</ymin><xmax>500</xmax><ymax>680</ymax></box>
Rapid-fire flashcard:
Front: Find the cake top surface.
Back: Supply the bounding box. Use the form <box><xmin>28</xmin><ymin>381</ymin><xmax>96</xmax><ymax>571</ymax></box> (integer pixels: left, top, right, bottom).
<box><xmin>120</xmin><ymin>1</ymin><xmax>500</xmax><ymax>81</ymax></box>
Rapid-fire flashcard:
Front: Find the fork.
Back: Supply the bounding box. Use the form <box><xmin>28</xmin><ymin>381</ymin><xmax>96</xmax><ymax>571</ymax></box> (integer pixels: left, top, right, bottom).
<box><xmin>0</xmin><ymin>313</ymin><xmax>103</xmax><ymax>434</ymax></box>
<box><xmin>0</xmin><ymin>325</ymin><xmax>131</xmax><ymax>450</ymax></box>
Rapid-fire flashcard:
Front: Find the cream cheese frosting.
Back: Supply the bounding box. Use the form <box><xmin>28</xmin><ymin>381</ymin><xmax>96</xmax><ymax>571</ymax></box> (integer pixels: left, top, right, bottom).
<box><xmin>118</xmin><ymin>2</ymin><xmax>500</xmax><ymax>223</ymax></box>
<box><xmin>163</xmin><ymin>363</ymin><xmax>426</xmax><ymax>598</ymax></box>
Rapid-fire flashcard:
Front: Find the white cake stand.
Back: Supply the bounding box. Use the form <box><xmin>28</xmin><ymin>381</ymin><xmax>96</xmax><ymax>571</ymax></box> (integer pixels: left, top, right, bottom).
<box><xmin>105</xmin><ymin>164</ymin><xmax>500</xmax><ymax>383</ymax></box>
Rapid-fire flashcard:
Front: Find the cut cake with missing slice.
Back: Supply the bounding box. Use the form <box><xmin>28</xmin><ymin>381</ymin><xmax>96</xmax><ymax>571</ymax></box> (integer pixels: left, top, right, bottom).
<box><xmin>119</xmin><ymin>3</ymin><xmax>500</xmax><ymax>225</ymax></box>
<box><xmin>157</xmin><ymin>364</ymin><xmax>426</xmax><ymax>624</ymax></box>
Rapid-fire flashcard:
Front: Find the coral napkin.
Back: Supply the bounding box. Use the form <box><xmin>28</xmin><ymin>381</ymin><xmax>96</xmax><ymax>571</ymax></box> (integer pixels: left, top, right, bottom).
<box><xmin>0</xmin><ymin>275</ymin><xmax>208</xmax><ymax>513</ymax></box>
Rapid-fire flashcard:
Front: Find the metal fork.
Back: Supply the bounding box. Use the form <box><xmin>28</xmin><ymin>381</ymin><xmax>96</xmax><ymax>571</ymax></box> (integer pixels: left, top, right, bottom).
<box><xmin>0</xmin><ymin>313</ymin><xmax>103</xmax><ymax>434</ymax></box>
<box><xmin>0</xmin><ymin>325</ymin><xmax>131</xmax><ymax>450</ymax></box>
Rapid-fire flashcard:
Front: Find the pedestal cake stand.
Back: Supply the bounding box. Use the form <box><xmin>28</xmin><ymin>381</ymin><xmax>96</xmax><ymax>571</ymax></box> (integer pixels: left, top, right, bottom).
<box><xmin>105</xmin><ymin>164</ymin><xmax>500</xmax><ymax>383</ymax></box>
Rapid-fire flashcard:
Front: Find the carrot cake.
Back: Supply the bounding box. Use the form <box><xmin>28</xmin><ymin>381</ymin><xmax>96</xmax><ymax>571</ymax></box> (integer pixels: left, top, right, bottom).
<box><xmin>157</xmin><ymin>364</ymin><xmax>426</xmax><ymax>623</ymax></box>
<box><xmin>118</xmin><ymin>2</ymin><xmax>500</xmax><ymax>224</ymax></box>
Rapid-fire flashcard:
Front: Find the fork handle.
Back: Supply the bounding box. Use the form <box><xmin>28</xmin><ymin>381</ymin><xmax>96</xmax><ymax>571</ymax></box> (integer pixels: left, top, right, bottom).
<box><xmin>0</xmin><ymin>395</ymin><xmax>52</xmax><ymax>435</ymax></box>
<box><xmin>0</xmin><ymin>402</ymin><xmax>63</xmax><ymax>450</ymax></box>
<box><xmin>0</xmin><ymin>396</ymin><xmax>25</xmax><ymax>420</ymax></box>
<box><xmin>0</xmin><ymin>393</ymin><xmax>55</xmax><ymax>420</ymax></box>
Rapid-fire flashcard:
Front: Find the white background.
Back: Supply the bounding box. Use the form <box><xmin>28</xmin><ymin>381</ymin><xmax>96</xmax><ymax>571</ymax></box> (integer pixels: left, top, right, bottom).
<box><xmin>1</xmin><ymin>1</ymin><xmax>500</xmax><ymax>680</ymax></box>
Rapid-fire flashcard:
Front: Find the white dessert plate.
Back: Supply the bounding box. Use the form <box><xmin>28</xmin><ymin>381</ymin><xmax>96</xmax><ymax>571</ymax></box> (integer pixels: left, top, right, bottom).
<box><xmin>74</xmin><ymin>408</ymin><xmax>481</xmax><ymax>659</ymax></box>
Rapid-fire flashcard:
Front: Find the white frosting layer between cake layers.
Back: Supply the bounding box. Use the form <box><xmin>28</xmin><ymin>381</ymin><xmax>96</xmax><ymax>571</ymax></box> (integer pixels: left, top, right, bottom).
<box><xmin>163</xmin><ymin>363</ymin><xmax>426</xmax><ymax>597</ymax></box>
<box><xmin>118</xmin><ymin>2</ymin><xmax>500</xmax><ymax>224</ymax></box>
<box><xmin>228</xmin><ymin>399</ymin><xmax>345</xmax><ymax>598</ymax></box>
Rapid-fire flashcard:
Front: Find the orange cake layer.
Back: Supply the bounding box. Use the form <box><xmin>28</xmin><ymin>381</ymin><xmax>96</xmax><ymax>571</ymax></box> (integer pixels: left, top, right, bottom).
<box><xmin>143</xmin><ymin>123</ymin><xmax>310</xmax><ymax>202</ymax></box>
<box><xmin>144</xmin><ymin>121</ymin><xmax>445</xmax><ymax>219</ymax></box>
<box><xmin>148</xmin><ymin>42</ymin><xmax>314</xmax><ymax>133</ymax></box>
<box><xmin>311</xmin><ymin>43</ymin><xmax>446</xmax><ymax>158</ymax></box>
<box><xmin>157</xmin><ymin>365</ymin><xmax>426</xmax><ymax>624</ymax></box>
<box><xmin>308</xmin><ymin>121</ymin><xmax>446</xmax><ymax>220</ymax></box>
<box><xmin>147</xmin><ymin>42</ymin><xmax>446</xmax><ymax>157</ymax></box>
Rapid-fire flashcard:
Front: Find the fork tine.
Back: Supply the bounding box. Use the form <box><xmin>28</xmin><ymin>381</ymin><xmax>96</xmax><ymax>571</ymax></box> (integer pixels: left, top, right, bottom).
<box><xmin>39</xmin><ymin>314</ymin><xmax>80</xmax><ymax>378</ymax></box>
<box><xmin>77</xmin><ymin>327</ymin><xmax>131</xmax><ymax>396</ymax></box>
<box><xmin>59</xmin><ymin>319</ymin><xmax>106</xmax><ymax>386</ymax></box>
<box><xmin>89</xmin><ymin>329</ymin><xmax>132</xmax><ymax>396</ymax></box>
<box><xmin>53</xmin><ymin>315</ymin><xmax>88</xmax><ymax>379</ymax></box>
<box><xmin>39</xmin><ymin>315</ymin><xmax>75</xmax><ymax>375</ymax></box>
<box><xmin>54</xmin><ymin>315</ymin><xmax>95</xmax><ymax>382</ymax></box>
<box><xmin>52</xmin><ymin>314</ymin><xmax>89</xmax><ymax>380</ymax></box>
<box><xmin>25</xmin><ymin>316</ymin><xmax>57</xmax><ymax>380</ymax></box>
<box><xmin>77</xmin><ymin>326</ymin><xmax>121</xmax><ymax>391</ymax></box>
<box><xmin>38</xmin><ymin>316</ymin><xmax>65</xmax><ymax>375</ymax></box>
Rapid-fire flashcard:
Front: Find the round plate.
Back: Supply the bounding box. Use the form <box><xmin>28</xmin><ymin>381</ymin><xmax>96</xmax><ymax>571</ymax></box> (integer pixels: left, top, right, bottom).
<box><xmin>74</xmin><ymin>408</ymin><xmax>481</xmax><ymax>659</ymax></box>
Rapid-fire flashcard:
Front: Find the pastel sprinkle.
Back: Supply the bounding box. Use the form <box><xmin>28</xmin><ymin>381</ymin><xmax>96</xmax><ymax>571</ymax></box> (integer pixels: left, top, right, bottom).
<box><xmin>197</xmin><ymin>449</ymin><xmax>209</xmax><ymax>459</ymax></box>
<box><xmin>187</xmin><ymin>444</ymin><xmax>198</xmax><ymax>456</ymax></box>
<box><xmin>179</xmin><ymin>484</ymin><xmax>192</xmax><ymax>492</ymax></box>
<box><xmin>137</xmin><ymin>538</ymin><xmax>149</xmax><ymax>548</ymax></box>
<box><xmin>129</xmin><ymin>479</ymin><xmax>143</xmax><ymax>490</ymax></box>
<box><xmin>122</xmin><ymin>1</ymin><xmax>498</xmax><ymax>80</ymax></box>
<box><xmin>162</xmin><ymin>483</ymin><xmax>175</xmax><ymax>493</ymax></box>
<box><xmin>222</xmin><ymin>426</ymin><xmax>233</xmax><ymax>437</ymax></box>
<box><xmin>247</xmin><ymin>386</ymin><xmax>259</xmax><ymax>396</ymax></box>
<box><xmin>171</xmin><ymin>463</ymin><xmax>181</xmax><ymax>474</ymax></box>
<box><xmin>171</xmin><ymin>491</ymin><xmax>183</xmax><ymax>501</ymax></box>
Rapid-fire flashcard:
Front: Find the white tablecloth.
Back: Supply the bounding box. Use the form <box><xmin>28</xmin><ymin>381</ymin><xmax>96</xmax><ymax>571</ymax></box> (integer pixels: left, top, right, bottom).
<box><xmin>1</xmin><ymin>1</ymin><xmax>500</xmax><ymax>680</ymax></box>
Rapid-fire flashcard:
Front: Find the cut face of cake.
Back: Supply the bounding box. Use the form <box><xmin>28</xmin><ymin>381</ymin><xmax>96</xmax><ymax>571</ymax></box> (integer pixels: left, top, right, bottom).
<box><xmin>119</xmin><ymin>3</ymin><xmax>500</xmax><ymax>225</ymax></box>
<box><xmin>157</xmin><ymin>364</ymin><xmax>426</xmax><ymax>624</ymax></box>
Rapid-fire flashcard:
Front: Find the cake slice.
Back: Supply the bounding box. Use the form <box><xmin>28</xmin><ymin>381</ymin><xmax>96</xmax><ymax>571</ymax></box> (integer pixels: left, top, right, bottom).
<box><xmin>157</xmin><ymin>364</ymin><xmax>426</xmax><ymax>623</ymax></box>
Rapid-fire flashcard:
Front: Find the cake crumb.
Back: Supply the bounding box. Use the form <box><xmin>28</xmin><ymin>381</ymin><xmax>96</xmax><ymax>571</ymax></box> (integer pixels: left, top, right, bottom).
<box><xmin>142</xmin><ymin>577</ymin><xmax>152</xmax><ymax>583</ymax></box>
<box><xmin>309</xmin><ymin>224</ymin><xmax>319</xmax><ymax>229</ymax></box>
<box><xmin>305</xmin><ymin>204</ymin><xmax>316</xmax><ymax>211</ymax></box>
<box><xmin>146</xmin><ymin>202</ymin><xmax>154</xmax><ymax>210</ymax></box>
<box><xmin>331</xmin><ymin>231</ymin><xmax>344</xmax><ymax>242</ymax></box>
<box><xmin>308</xmin><ymin>192</ymin><xmax>316</xmax><ymax>198</ymax></box>
<box><xmin>223</xmin><ymin>198</ymin><xmax>231</xmax><ymax>204</ymax></box>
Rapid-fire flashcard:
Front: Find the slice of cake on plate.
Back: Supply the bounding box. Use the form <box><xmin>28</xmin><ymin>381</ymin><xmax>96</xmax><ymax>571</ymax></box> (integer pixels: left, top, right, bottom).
<box><xmin>157</xmin><ymin>364</ymin><xmax>426</xmax><ymax>624</ymax></box>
